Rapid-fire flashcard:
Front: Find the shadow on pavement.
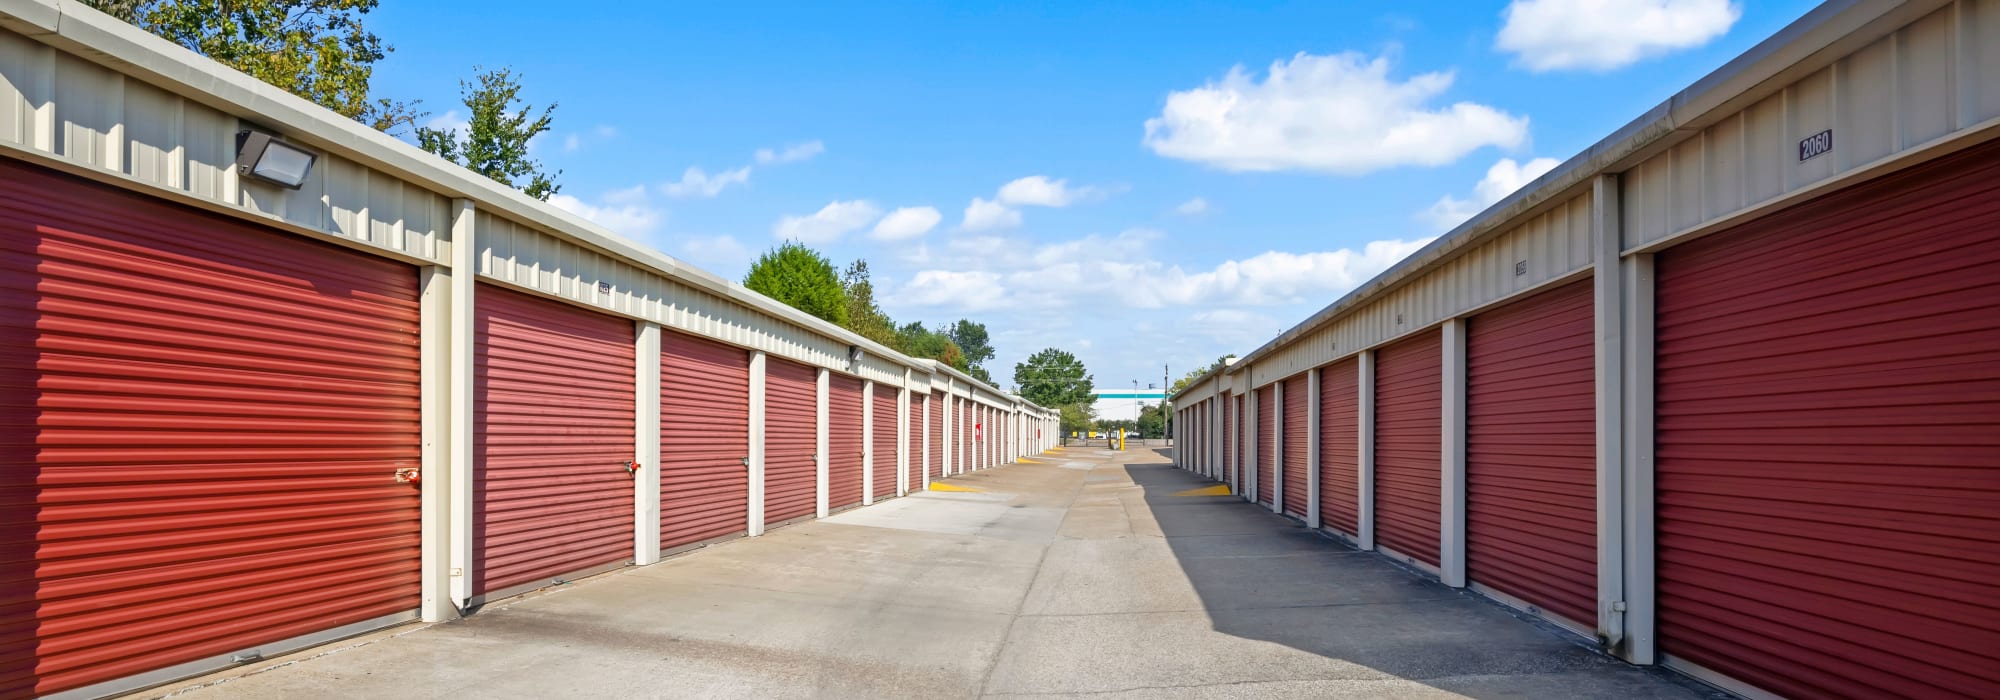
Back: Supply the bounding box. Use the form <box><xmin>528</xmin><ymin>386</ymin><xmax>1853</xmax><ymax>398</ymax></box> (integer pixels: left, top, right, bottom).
<box><xmin>1122</xmin><ymin>450</ymin><xmax>1719</xmax><ymax>699</ymax></box>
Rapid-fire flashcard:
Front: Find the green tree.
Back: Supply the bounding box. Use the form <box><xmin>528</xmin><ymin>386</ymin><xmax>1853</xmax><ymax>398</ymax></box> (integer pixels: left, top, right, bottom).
<box><xmin>839</xmin><ymin>260</ymin><xmax>898</xmax><ymax>348</ymax></box>
<box><xmin>415</xmin><ymin>67</ymin><xmax>561</xmax><ymax>199</ymax></box>
<box><xmin>1015</xmin><ymin>348</ymin><xmax>1094</xmax><ymax>408</ymax></box>
<box><xmin>85</xmin><ymin>0</ymin><xmax>422</xmax><ymax>132</ymax></box>
<box><xmin>1058</xmin><ymin>403</ymin><xmax>1094</xmax><ymax>440</ymax></box>
<box><xmin>1136</xmin><ymin>403</ymin><xmax>1167</xmax><ymax>438</ymax></box>
<box><xmin>744</xmin><ymin>242</ymin><xmax>848</xmax><ymax>325</ymax></box>
<box><xmin>896</xmin><ymin>322</ymin><xmax>969</xmax><ymax>371</ymax></box>
<box><xmin>946</xmin><ymin>320</ymin><xmax>995</xmax><ymax>382</ymax></box>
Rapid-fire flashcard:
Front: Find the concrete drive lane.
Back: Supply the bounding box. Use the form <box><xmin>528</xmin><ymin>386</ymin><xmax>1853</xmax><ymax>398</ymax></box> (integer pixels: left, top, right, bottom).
<box><xmin>149</xmin><ymin>448</ymin><xmax>1715</xmax><ymax>699</ymax></box>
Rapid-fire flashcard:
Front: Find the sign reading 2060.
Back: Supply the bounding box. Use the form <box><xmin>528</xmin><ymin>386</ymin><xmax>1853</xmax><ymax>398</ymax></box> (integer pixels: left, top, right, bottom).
<box><xmin>1798</xmin><ymin>129</ymin><xmax>1833</xmax><ymax>162</ymax></box>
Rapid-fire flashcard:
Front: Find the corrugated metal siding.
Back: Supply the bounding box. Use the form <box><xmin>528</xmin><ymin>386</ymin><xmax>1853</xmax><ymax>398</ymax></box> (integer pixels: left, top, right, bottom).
<box><xmin>473</xmin><ymin>285</ymin><xmax>635</xmax><ymax>595</ymax></box>
<box><xmin>929</xmin><ymin>393</ymin><xmax>944</xmax><ymax>481</ymax></box>
<box><xmin>1282</xmin><ymin>376</ymin><xmax>1309</xmax><ymax>518</ymax></box>
<box><xmin>872</xmin><ymin>385</ymin><xmax>897</xmax><ymax>499</ymax></box>
<box><xmin>1465</xmin><ymin>279</ymin><xmax>1595</xmax><ymax>627</ymax></box>
<box><xmin>659</xmin><ymin>332</ymin><xmax>749</xmax><ymax>549</ymax></box>
<box><xmin>1624</xmin><ymin>2</ymin><xmax>2000</xmax><ymax>249</ymax></box>
<box><xmin>1257</xmin><ymin>387</ymin><xmax>1275</xmax><ymax>507</ymax></box>
<box><xmin>1318</xmin><ymin>358</ymin><xmax>1360</xmax><ymax>537</ymax></box>
<box><xmin>763</xmin><ymin>360</ymin><xmax>817</xmax><ymax>524</ymax></box>
<box><xmin>1373</xmin><ymin>331</ymin><xmax>1441</xmax><ymax>567</ymax></box>
<box><xmin>1250</xmin><ymin>193</ymin><xmax>1593</xmax><ymax>387</ymax></box>
<box><xmin>1654</xmin><ymin>139</ymin><xmax>2000</xmax><ymax>699</ymax></box>
<box><xmin>476</xmin><ymin>211</ymin><xmax>854</xmax><ymax>374</ymax></box>
<box><xmin>0</xmin><ymin>29</ymin><xmax>449</xmax><ymax>263</ymax></box>
<box><xmin>827</xmin><ymin>375</ymin><xmax>864</xmax><ymax>510</ymax></box>
<box><xmin>0</xmin><ymin>161</ymin><xmax>420</xmax><ymax>697</ymax></box>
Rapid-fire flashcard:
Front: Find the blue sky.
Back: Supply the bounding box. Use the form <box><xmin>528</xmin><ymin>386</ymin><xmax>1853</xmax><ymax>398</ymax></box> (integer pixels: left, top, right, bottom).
<box><xmin>366</xmin><ymin>0</ymin><xmax>1817</xmax><ymax>398</ymax></box>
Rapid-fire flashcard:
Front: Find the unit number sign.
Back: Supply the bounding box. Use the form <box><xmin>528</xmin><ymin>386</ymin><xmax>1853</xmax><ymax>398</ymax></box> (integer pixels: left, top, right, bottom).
<box><xmin>1798</xmin><ymin>129</ymin><xmax>1833</xmax><ymax>162</ymax></box>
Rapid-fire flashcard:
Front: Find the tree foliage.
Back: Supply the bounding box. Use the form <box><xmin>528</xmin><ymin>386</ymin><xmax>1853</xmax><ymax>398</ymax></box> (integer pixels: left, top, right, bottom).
<box><xmin>839</xmin><ymin>260</ymin><xmax>899</xmax><ymax>348</ymax></box>
<box><xmin>85</xmin><ymin>0</ymin><xmax>422</xmax><ymax>132</ymax></box>
<box><xmin>415</xmin><ymin>67</ymin><xmax>562</xmax><ymax>199</ymax></box>
<box><xmin>1136</xmin><ymin>403</ymin><xmax>1167</xmax><ymax>438</ymax></box>
<box><xmin>1058</xmin><ymin>403</ymin><xmax>1094</xmax><ymax>437</ymax></box>
<box><xmin>744</xmin><ymin>242</ymin><xmax>848</xmax><ymax>326</ymax></box>
<box><xmin>1014</xmin><ymin>348</ymin><xmax>1094</xmax><ymax>408</ymax></box>
<box><xmin>945</xmin><ymin>320</ymin><xmax>995</xmax><ymax>382</ymax></box>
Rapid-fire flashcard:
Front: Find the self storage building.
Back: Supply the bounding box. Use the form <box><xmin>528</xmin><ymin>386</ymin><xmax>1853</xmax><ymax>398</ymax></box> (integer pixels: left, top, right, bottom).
<box><xmin>1172</xmin><ymin>1</ymin><xmax>1999</xmax><ymax>698</ymax></box>
<box><xmin>0</xmin><ymin>3</ymin><xmax>1062</xmax><ymax>697</ymax></box>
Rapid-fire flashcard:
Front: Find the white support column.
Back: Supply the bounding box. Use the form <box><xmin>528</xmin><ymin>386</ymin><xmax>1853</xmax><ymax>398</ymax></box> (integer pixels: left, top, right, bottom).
<box><xmin>1271</xmin><ymin>381</ymin><xmax>1285</xmax><ymax>514</ymax></box>
<box><xmin>899</xmin><ymin>371</ymin><xmax>911</xmax><ymax>495</ymax></box>
<box><xmin>1358</xmin><ymin>352</ymin><xmax>1376</xmax><ymax>551</ymax></box>
<box><xmin>918</xmin><ymin>386</ymin><xmax>930</xmax><ymax>492</ymax></box>
<box><xmin>417</xmin><ymin>262</ymin><xmax>454</xmax><ymax>622</ymax></box>
<box><xmin>748</xmin><ymin>351</ymin><xmax>767</xmax><ymax>536</ymax></box>
<box><xmin>1441</xmin><ymin>319</ymin><xmax>1469</xmax><ymax>589</ymax></box>
<box><xmin>862</xmin><ymin>379</ymin><xmax>875</xmax><ymax>506</ymax></box>
<box><xmin>634</xmin><ymin>322</ymin><xmax>662</xmax><ymax>566</ymax></box>
<box><xmin>1245</xmin><ymin>387</ymin><xmax>1259</xmax><ymax>503</ymax></box>
<box><xmin>1593</xmin><ymin>173</ymin><xmax>1630</xmax><ymax>653</ymax></box>
<box><xmin>941</xmin><ymin>387</ymin><xmax>953</xmax><ymax>476</ymax></box>
<box><xmin>816</xmin><ymin>368</ymin><xmax>830</xmax><ymax>518</ymax></box>
<box><xmin>442</xmin><ymin>198</ymin><xmax>476</xmax><ymax>617</ymax></box>
<box><xmin>1307</xmin><ymin>368</ymin><xmax>1322</xmax><ymax>530</ymax></box>
<box><xmin>1623</xmin><ymin>253</ymin><xmax>1659</xmax><ymax>664</ymax></box>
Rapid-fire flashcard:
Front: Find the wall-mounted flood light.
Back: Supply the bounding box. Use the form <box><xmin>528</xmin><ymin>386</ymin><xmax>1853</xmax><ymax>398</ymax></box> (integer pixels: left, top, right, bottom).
<box><xmin>235</xmin><ymin>129</ymin><xmax>316</xmax><ymax>188</ymax></box>
<box><xmin>848</xmin><ymin>345</ymin><xmax>864</xmax><ymax>363</ymax></box>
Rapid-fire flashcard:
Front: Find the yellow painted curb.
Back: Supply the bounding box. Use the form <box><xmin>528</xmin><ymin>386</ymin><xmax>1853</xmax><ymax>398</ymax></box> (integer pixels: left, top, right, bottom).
<box><xmin>928</xmin><ymin>482</ymin><xmax>984</xmax><ymax>493</ymax></box>
<box><xmin>1017</xmin><ymin>457</ymin><xmax>1047</xmax><ymax>464</ymax></box>
<box><xmin>1173</xmin><ymin>484</ymin><xmax>1233</xmax><ymax>497</ymax></box>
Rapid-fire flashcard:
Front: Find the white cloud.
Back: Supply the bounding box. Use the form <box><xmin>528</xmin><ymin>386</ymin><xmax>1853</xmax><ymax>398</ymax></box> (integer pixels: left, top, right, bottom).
<box><xmin>996</xmin><ymin>175</ymin><xmax>1102</xmax><ymax>208</ymax></box>
<box><xmin>773</xmin><ymin>200</ymin><xmax>883</xmax><ymax>243</ymax></box>
<box><xmin>961</xmin><ymin>197</ymin><xmax>1022</xmax><ymax>231</ymax></box>
<box><xmin>871</xmin><ymin>206</ymin><xmax>943</xmax><ymax>241</ymax></box>
<box><xmin>675</xmin><ymin>234</ymin><xmax>754</xmax><ymax>271</ymax></box>
<box><xmin>1172</xmin><ymin>197</ymin><xmax>1210</xmax><ymax>216</ymax></box>
<box><xmin>549</xmin><ymin>185</ymin><xmax>665</xmax><ymax>237</ymax></box>
<box><xmin>894</xmin><ymin>270</ymin><xmax>1008</xmax><ymax>311</ymax></box>
<box><xmin>888</xmin><ymin>227</ymin><xmax>1431</xmax><ymax>313</ymax></box>
<box><xmin>755</xmin><ymin>141</ymin><xmax>825</xmax><ymax>164</ymax></box>
<box><xmin>1497</xmin><ymin>0</ymin><xmax>1740</xmax><ymax>72</ymax></box>
<box><xmin>1143</xmin><ymin>52</ymin><xmax>1528</xmax><ymax>174</ymax></box>
<box><xmin>1420</xmin><ymin>157</ymin><xmax>1560</xmax><ymax>231</ymax></box>
<box><xmin>662</xmin><ymin>166</ymin><xmax>752</xmax><ymax>199</ymax></box>
<box><xmin>561</xmin><ymin>125</ymin><xmax>620</xmax><ymax>153</ymax></box>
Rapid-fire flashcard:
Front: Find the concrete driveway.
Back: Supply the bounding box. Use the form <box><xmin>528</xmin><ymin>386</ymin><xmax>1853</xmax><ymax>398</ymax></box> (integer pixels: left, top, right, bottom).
<box><xmin>146</xmin><ymin>447</ymin><xmax>1719</xmax><ymax>699</ymax></box>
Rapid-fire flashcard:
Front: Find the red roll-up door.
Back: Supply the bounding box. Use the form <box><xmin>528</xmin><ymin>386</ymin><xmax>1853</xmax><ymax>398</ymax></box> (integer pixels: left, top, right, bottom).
<box><xmin>873</xmin><ymin>384</ymin><xmax>897</xmax><ymax>499</ymax></box>
<box><xmin>907</xmin><ymin>394</ymin><xmax>926</xmax><ymax>493</ymax></box>
<box><xmin>764</xmin><ymin>360</ymin><xmax>817</xmax><ymax>524</ymax></box>
<box><xmin>1374</xmin><ymin>330</ymin><xmax>1441</xmax><ymax>567</ymax></box>
<box><xmin>1257</xmin><ymin>387</ymin><xmax>1275</xmax><ymax>506</ymax></box>
<box><xmin>959</xmin><ymin>401</ymin><xmax>970</xmax><ymax>473</ymax></box>
<box><xmin>1283</xmin><ymin>376</ymin><xmax>1309</xmax><ymax>518</ymax></box>
<box><xmin>474</xmin><ymin>286</ymin><xmax>635</xmax><ymax>597</ymax></box>
<box><xmin>1654</xmin><ymin>141</ymin><xmax>2000</xmax><ymax>699</ymax></box>
<box><xmin>828</xmin><ymin>375</ymin><xmax>864</xmax><ymax>510</ymax></box>
<box><xmin>1466</xmin><ymin>279</ymin><xmax>1595</xmax><ymax>628</ymax></box>
<box><xmin>929</xmin><ymin>392</ymin><xmax>945</xmax><ymax>481</ymax></box>
<box><xmin>0</xmin><ymin>161</ymin><xmax>420</xmax><ymax>697</ymax></box>
<box><xmin>660</xmin><ymin>332</ymin><xmax>749</xmax><ymax>550</ymax></box>
<box><xmin>1319</xmin><ymin>358</ymin><xmax>1360</xmax><ymax>536</ymax></box>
